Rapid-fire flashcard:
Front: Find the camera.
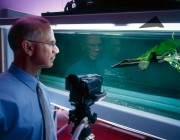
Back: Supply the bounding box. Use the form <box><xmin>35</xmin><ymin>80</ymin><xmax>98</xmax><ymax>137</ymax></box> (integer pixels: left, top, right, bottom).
<box><xmin>66</xmin><ymin>74</ymin><xmax>106</xmax><ymax>139</ymax></box>
<box><xmin>66</xmin><ymin>74</ymin><xmax>105</xmax><ymax>104</ymax></box>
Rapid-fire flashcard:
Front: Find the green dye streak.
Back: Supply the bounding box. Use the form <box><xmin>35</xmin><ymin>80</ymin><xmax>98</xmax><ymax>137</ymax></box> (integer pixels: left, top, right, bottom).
<box><xmin>137</xmin><ymin>39</ymin><xmax>180</xmax><ymax>72</ymax></box>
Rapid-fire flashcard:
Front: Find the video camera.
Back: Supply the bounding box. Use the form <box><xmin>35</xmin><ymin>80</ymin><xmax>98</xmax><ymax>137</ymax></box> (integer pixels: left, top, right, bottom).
<box><xmin>65</xmin><ymin>74</ymin><xmax>106</xmax><ymax>139</ymax></box>
<box><xmin>66</xmin><ymin>74</ymin><xmax>106</xmax><ymax>105</ymax></box>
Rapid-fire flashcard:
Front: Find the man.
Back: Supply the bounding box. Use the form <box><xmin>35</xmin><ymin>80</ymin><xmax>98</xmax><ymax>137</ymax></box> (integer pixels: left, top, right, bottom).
<box><xmin>66</xmin><ymin>35</ymin><xmax>103</xmax><ymax>75</ymax></box>
<box><xmin>0</xmin><ymin>16</ymin><xmax>59</xmax><ymax>140</ymax></box>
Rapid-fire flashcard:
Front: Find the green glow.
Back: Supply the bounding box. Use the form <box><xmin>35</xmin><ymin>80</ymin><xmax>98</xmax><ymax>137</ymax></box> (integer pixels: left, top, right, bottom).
<box><xmin>137</xmin><ymin>39</ymin><xmax>180</xmax><ymax>71</ymax></box>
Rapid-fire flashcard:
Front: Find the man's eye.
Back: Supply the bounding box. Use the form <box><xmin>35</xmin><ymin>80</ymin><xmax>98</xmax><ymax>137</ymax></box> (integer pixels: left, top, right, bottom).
<box><xmin>49</xmin><ymin>42</ymin><xmax>56</xmax><ymax>46</ymax></box>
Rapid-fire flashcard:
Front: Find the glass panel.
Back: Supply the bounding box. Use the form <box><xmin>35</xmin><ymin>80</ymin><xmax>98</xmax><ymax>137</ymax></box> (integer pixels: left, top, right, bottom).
<box><xmin>41</xmin><ymin>30</ymin><xmax>180</xmax><ymax>120</ymax></box>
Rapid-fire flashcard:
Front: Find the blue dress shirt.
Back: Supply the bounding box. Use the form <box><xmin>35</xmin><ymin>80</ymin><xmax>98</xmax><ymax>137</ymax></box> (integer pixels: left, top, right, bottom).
<box><xmin>0</xmin><ymin>63</ymin><xmax>56</xmax><ymax>140</ymax></box>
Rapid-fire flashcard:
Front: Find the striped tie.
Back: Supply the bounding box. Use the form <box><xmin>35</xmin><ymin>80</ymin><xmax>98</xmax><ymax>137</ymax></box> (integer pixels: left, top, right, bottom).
<box><xmin>36</xmin><ymin>82</ymin><xmax>52</xmax><ymax>140</ymax></box>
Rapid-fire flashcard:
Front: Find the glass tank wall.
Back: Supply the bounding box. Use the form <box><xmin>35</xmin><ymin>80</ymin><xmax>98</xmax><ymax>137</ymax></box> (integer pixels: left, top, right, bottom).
<box><xmin>40</xmin><ymin>29</ymin><xmax>180</xmax><ymax>120</ymax></box>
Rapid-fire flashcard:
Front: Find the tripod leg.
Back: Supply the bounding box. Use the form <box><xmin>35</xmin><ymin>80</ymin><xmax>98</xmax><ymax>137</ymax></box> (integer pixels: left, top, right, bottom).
<box><xmin>71</xmin><ymin>117</ymin><xmax>89</xmax><ymax>140</ymax></box>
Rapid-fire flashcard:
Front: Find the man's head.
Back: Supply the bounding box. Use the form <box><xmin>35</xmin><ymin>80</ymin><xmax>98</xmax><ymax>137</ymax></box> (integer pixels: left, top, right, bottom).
<box><xmin>106</xmin><ymin>38</ymin><xmax>122</xmax><ymax>60</ymax></box>
<box><xmin>8</xmin><ymin>16</ymin><xmax>59</xmax><ymax>73</ymax></box>
<box><xmin>81</xmin><ymin>35</ymin><xmax>102</xmax><ymax>60</ymax></box>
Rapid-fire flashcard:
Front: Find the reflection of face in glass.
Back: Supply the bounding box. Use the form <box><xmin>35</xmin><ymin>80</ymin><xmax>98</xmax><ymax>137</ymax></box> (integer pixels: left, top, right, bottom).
<box><xmin>83</xmin><ymin>36</ymin><xmax>102</xmax><ymax>60</ymax></box>
<box><xmin>105</xmin><ymin>39</ymin><xmax>122</xmax><ymax>61</ymax></box>
<box><xmin>110</xmin><ymin>39</ymin><xmax>122</xmax><ymax>59</ymax></box>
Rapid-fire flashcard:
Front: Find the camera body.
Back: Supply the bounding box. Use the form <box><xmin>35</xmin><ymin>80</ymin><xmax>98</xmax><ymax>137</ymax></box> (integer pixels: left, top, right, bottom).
<box><xmin>66</xmin><ymin>74</ymin><xmax>103</xmax><ymax>104</ymax></box>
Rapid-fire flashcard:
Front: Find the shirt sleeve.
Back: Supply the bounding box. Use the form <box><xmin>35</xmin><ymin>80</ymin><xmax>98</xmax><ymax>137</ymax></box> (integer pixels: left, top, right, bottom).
<box><xmin>0</xmin><ymin>99</ymin><xmax>19</xmax><ymax>135</ymax></box>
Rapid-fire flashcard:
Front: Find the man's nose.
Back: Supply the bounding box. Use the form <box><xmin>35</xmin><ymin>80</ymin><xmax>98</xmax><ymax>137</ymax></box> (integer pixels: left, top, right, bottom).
<box><xmin>53</xmin><ymin>45</ymin><xmax>60</xmax><ymax>53</ymax></box>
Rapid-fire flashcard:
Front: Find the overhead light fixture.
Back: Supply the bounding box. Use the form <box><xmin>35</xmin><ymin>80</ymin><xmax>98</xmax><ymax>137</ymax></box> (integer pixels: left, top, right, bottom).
<box><xmin>51</xmin><ymin>23</ymin><xmax>180</xmax><ymax>31</ymax></box>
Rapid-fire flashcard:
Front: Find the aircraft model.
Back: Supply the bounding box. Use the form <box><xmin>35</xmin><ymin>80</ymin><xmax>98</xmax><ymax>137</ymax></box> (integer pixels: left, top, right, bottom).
<box><xmin>111</xmin><ymin>39</ymin><xmax>180</xmax><ymax>72</ymax></box>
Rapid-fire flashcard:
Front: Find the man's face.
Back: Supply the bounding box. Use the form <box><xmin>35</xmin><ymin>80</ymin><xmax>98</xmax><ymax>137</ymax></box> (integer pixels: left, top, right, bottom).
<box><xmin>110</xmin><ymin>39</ymin><xmax>122</xmax><ymax>59</ymax></box>
<box><xmin>31</xmin><ymin>26</ymin><xmax>59</xmax><ymax>68</ymax></box>
<box><xmin>84</xmin><ymin>36</ymin><xmax>102</xmax><ymax>60</ymax></box>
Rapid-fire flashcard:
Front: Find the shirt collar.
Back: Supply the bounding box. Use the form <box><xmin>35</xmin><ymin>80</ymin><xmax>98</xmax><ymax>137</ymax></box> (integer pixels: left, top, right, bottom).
<box><xmin>8</xmin><ymin>63</ymin><xmax>39</xmax><ymax>92</ymax></box>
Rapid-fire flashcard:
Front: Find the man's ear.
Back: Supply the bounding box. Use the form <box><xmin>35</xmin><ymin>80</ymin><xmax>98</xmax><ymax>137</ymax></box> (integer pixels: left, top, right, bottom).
<box><xmin>22</xmin><ymin>40</ymin><xmax>34</xmax><ymax>56</ymax></box>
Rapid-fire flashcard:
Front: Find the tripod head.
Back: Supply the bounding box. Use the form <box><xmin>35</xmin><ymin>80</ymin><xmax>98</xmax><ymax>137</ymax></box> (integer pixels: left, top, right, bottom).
<box><xmin>66</xmin><ymin>74</ymin><xmax>107</xmax><ymax>139</ymax></box>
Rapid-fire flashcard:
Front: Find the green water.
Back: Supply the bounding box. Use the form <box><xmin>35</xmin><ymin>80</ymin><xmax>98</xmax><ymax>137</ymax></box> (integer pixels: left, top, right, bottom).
<box><xmin>41</xmin><ymin>30</ymin><xmax>180</xmax><ymax>120</ymax></box>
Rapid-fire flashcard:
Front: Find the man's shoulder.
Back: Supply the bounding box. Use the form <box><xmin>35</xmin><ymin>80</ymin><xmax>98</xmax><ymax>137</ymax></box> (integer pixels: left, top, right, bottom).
<box><xmin>0</xmin><ymin>71</ymin><xmax>10</xmax><ymax>80</ymax></box>
<box><xmin>0</xmin><ymin>71</ymin><xmax>18</xmax><ymax>87</ymax></box>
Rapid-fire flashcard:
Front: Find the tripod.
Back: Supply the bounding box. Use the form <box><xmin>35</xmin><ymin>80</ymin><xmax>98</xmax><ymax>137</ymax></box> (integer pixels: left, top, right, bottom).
<box><xmin>68</xmin><ymin>102</ymin><xmax>97</xmax><ymax>140</ymax></box>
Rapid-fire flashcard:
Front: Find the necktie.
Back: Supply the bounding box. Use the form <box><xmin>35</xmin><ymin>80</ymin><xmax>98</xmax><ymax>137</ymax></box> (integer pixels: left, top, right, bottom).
<box><xmin>36</xmin><ymin>82</ymin><xmax>52</xmax><ymax>140</ymax></box>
